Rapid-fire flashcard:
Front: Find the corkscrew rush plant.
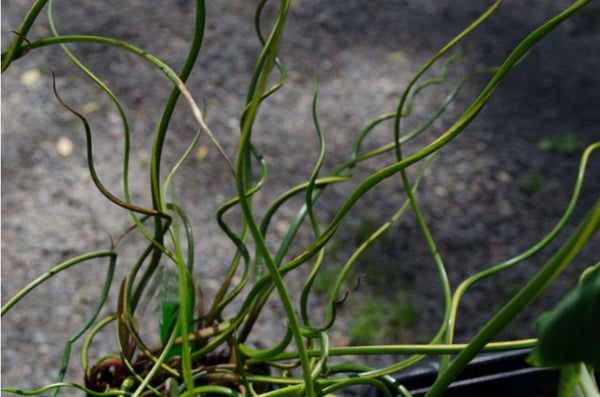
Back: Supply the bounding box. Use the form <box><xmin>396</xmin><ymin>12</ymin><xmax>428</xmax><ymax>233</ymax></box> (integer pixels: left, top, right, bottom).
<box><xmin>2</xmin><ymin>0</ymin><xmax>599</xmax><ymax>396</ymax></box>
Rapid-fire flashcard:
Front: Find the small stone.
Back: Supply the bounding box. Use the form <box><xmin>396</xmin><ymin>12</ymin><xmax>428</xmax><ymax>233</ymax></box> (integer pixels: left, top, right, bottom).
<box><xmin>38</xmin><ymin>343</ymin><xmax>51</xmax><ymax>354</ymax></box>
<box><xmin>433</xmin><ymin>186</ymin><xmax>447</xmax><ymax>197</ymax></box>
<box><xmin>57</xmin><ymin>136</ymin><xmax>74</xmax><ymax>157</ymax></box>
<box><xmin>498</xmin><ymin>199</ymin><xmax>513</xmax><ymax>216</ymax></box>
<box><xmin>20</xmin><ymin>69</ymin><xmax>41</xmax><ymax>86</ymax></box>
<box><xmin>82</xmin><ymin>102</ymin><xmax>100</xmax><ymax>114</ymax></box>
<box><xmin>497</xmin><ymin>171</ymin><xmax>512</xmax><ymax>183</ymax></box>
<box><xmin>195</xmin><ymin>145</ymin><xmax>209</xmax><ymax>161</ymax></box>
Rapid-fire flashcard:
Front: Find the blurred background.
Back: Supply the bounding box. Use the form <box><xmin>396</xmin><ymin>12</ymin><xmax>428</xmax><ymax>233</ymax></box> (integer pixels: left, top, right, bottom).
<box><xmin>2</xmin><ymin>0</ymin><xmax>599</xmax><ymax>390</ymax></box>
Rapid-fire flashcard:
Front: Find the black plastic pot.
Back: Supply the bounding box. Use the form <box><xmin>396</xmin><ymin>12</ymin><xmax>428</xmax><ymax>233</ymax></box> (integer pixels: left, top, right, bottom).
<box><xmin>363</xmin><ymin>349</ymin><xmax>565</xmax><ymax>397</ymax></box>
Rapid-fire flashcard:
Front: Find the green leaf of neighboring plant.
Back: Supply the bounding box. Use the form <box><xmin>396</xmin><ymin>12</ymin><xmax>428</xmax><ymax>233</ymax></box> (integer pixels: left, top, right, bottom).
<box><xmin>528</xmin><ymin>264</ymin><xmax>600</xmax><ymax>367</ymax></box>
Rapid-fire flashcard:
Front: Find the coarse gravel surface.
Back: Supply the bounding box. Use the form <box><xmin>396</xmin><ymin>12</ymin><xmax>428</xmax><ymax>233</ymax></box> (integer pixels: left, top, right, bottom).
<box><xmin>2</xmin><ymin>0</ymin><xmax>600</xmax><ymax>392</ymax></box>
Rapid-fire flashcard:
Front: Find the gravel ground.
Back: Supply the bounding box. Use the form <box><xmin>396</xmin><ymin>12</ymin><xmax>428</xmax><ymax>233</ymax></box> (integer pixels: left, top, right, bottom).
<box><xmin>2</xmin><ymin>0</ymin><xmax>600</xmax><ymax>392</ymax></box>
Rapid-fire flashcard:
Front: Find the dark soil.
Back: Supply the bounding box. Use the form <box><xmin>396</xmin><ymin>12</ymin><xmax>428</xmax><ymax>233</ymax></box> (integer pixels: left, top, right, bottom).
<box><xmin>2</xmin><ymin>0</ymin><xmax>599</xmax><ymax>391</ymax></box>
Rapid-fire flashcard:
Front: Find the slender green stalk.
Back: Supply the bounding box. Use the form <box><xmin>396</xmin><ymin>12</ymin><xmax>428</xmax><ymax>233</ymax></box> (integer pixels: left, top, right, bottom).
<box><xmin>299</xmin><ymin>82</ymin><xmax>327</xmax><ymax>328</ymax></box>
<box><xmin>320</xmin><ymin>378</ymin><xmax>392</xmax><ymax>397</ymax></box>
<box><xmin>298</xmin><ymin>339</ymin><xmax>535</xmax><ymax>361</ymax></box>
<box><xmin>51</xmin><ymin>256</ymin><xmax>116</xmax><ymax>397</ymax></box>
<box><xmin>578</xmin><ymin>363</ymin><xmax>600</xmax><ymax>397</ymax></box>
<box><xmin>47</xmin><ymin>0</ymin><xmax>135</xmax><ymax>222</ymax></box>
<box><xmin>180</xmin><ymin>386</ymin><xmax>243</xmax><ymax>397</ymax></box>
<box><xmin>1</xmin><ymin>0</ymin><xmax>48</xmax><ymax>72</ymax></box>
<box><xmin>151</xmin><ymin>0</ymin><xmax>206</xmax><ymax>211</ymax></box>
<box><xmin>131</xmin><ymin>318</ymin><xmax>182</xmax><ymax>397</ymax></box>
<box><xmin>2</xmin><ymin>251</ymin><xmax>116</xmax><ymax>316</ymax></box>
<box><xmin>238</xmin><ymin>328</ymin><xmax>293</xmax><ymax>359</ymax></box>
<box><xmin>81</xmin><ymin>315</ymin><xmax>117</xmax><ymax>374</ymax></box>
<box><xmin>1</xmin><ymin>383</ymin><xmax>130</xmax><ymax>397</ymax></box>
